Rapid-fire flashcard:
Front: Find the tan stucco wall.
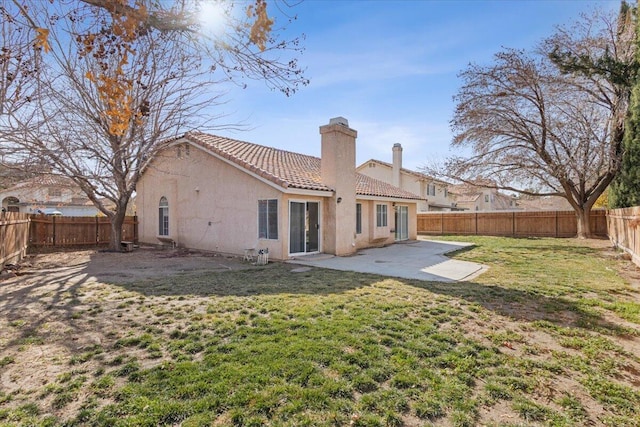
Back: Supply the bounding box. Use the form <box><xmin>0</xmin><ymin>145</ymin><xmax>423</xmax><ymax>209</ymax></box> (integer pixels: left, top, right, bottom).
<box><xmin>355</xmin><ymin>200</ymin><xmax>372</xmax><ymax>248</ymax></box>
<box><xmin>138</xmin><ymin>143</ymin><xmax>288</xmax><ymax>259</ymax></box>
<box><xmin>408</xmin><ymin>203</ymin><xmax>418</xmax><ymax>240</ymax></box>
<box><xmin>355</xmin><ymin>200</ymin><xmax>417</xmax><ymax>249</ymax></box>
<box><xmin>320</xmin><ymin>122</ymin><xmax>357</xmax><ymax>256</ymax></box>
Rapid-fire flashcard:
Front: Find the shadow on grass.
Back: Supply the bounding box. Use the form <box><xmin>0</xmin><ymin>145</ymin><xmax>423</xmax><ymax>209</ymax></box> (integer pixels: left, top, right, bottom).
<box><xmin>104</xmin><ymin>259</ymin><xmax>624</xmax><ymax>335</ymax></box>
<box><xmin>0</xmin><ymin>259</ymin><xmax>94</xmax><ymax>352</ymax></box>
<box><xmin>0</xmin><ymin>244</ymin><xmax>626</xmax><ymax>361</ymax></box>
<box><xmin>114</xmin><ymin>262</ymin><xmax>375</xmax><ymax>297</ymax></box>
<box><xmin>409</xmin><ymin>279</ymin><xmax>622</xmax><ymax>334</ymax></box>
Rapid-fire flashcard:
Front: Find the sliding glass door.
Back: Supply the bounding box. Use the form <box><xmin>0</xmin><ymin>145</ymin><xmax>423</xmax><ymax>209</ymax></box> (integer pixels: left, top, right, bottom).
<box><xmin>289</xmin><ymin>201</ymin><xmax>320</xmax><ymax>255</ymax></box>
<box><xmin>395</xmin><ymin>205</ymin><xmax>409</xmax><ymax>241</ymax></box>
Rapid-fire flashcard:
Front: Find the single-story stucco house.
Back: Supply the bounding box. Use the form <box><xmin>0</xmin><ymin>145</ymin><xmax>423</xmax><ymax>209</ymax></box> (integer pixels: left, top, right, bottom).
<box><xmin>137</xmin><ymin>117</ymin><xmax>424</xmax><ymax>260</ymax></box>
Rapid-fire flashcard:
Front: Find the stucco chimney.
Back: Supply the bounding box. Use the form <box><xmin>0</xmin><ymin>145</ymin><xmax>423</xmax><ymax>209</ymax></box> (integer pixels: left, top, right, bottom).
<box><xmin>392</xmin><ymin>143</ymin><xmax>403</xmax><ymax>187</ymax></box>
<box><xmin>320</xmin><ymin>117</ymin><xmax>357</xmax><ymax>256</ymax></box>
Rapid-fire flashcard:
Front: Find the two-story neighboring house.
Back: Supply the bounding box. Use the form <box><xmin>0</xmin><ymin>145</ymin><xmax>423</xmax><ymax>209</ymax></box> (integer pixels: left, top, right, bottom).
<box><xmin>357</xmin><ymin>144</ymin><xmax>458</xmax><ymax>212</ymax></box>
<box><xmin>448</xmin><ymin>181</ymin><xmax>518</xmax><ymax>211</ymax></box>
<box><xmin>0</xmin><ymin>175</ymin><xmax>101</xmax><ymax>216</ymax></box>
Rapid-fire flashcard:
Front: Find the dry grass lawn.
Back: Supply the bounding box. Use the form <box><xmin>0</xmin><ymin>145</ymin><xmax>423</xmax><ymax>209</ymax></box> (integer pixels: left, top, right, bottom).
<box><xmin>0</xmin><ymin>237</ymin><xmax>639</xmax><ymax>426</ymax></box>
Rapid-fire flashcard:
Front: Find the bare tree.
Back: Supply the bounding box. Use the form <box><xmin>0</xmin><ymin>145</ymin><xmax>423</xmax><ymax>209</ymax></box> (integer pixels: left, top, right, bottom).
<box><xmin>1</xmin><ymin>0</ymin><xmax>307</xmax><ymax>250</ymax></box>
<box><xmin>0</xmin><ymin>3</ymin><xmax>40</xmax><ymax>165</ymax></box>
<box><xmin>433</xmin><ymin>7</ymin><xmax>635</xmax><ymax>238</ymax></box>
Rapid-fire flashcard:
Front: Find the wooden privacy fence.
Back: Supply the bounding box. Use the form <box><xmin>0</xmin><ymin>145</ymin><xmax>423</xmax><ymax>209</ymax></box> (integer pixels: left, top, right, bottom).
<box><xmin>417</xmin><ymin>210</ymin><xmax>608</xmax><ymax>238</ymax></box>
<box><xmin>29</xmin><ymin>215</ymin><xmax>138</xmax><ymax>248</ymax></box>
<box><xmin>607</xmin><ymin>207</ymin><xmax>640</xmax><ymax>267</ymax></box>
<box><xmin>1</xmin><ymin>212</ymin><xmax>30</xmax><ymax>268</ymax></box>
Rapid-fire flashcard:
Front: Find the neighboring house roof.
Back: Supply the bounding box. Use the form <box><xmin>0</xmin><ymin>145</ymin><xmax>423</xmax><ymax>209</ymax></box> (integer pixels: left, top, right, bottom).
<box><xmin>181</xmin><ymin>132</ymin><xmax>423</xmax><ymax>201</ymax></box>
<box><xmin>3</xmin><ymin>174</ymin><xmax>78</xmax><ymax>192</ymax></box>
<box><xmin>517</xmin><ymin>195</ymin><xmax>572</xmax><ymax>211</ymax></box>
<box><xmin>448</xmin><ymin>183</ymin><xmax>518</xmax><ymax>210</ymax></box>
<box><xmin>355</xmin><ymin>174</ymin><xmax>422</xmax><ymax>199</ymax></box>
<box><xmin>451</xmin><ymin>193</ymin><xmax>481</xmax><ymax>204</ymax></box>
<box><xmin>357</xmin><ymin>159</ymin><xmax>450</xmax><ymax>186</ymax></box>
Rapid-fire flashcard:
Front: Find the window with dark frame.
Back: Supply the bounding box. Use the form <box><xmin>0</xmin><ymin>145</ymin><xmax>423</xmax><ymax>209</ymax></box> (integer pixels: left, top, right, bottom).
<box><xmin>158</xmin><ymin>196</ymin><xmax>169</xmax><ymax>236</ymax></box>
<box><xmin>356</xmin><ymin>203</ymin><xmax>362</xmax><ymax>234</ymax></box>
<box><xmin>48</xmin><ymin>188</ymin><xmax>62</xmax><ymax>197</ymax></box>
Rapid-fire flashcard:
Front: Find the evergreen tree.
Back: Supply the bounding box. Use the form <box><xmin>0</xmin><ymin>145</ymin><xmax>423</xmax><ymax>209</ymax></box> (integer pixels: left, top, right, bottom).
<box><xmin>610</xmin><ymin>2</ymin><xmax>640</xmax><ymax>208</ymax></box>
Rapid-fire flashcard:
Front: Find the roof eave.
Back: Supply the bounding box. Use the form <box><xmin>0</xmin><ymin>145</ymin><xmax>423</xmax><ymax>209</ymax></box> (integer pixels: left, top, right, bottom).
<box><xmin>356</xmin><ymin>194</ymin><xmax>422</xmax><ymax>203</ymax></box>
<box><xmin>283</xmin><ymin>188</ymin><xmax>334</xmax><ymax>197</ymax></box>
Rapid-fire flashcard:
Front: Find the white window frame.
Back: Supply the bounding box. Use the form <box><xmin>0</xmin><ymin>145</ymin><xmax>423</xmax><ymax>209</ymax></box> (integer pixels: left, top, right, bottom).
<box><xmin>258</xmin><ymin>199</ymin><xmax>278</xmax><ymax>240</ymax></box>
<box><xmin>376</xmin><ymin>204</ymin><xmax>388</xmax><ymax>227</ymax></box>
<box><xmin>288</xmin><ymin>199</ymin><xmax>322</xmax><ymax>256</ymax></box>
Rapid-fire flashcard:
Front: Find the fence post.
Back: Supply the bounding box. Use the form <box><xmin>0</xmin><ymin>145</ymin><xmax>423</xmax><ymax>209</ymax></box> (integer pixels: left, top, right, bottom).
<box><xmin>633</xmin><ymin>211</ymin><xmax>636</xmax><ymax>258</ymax></box>
<box><xmin>475</xmin><ymin>212</ymin><xmax>478</xmax><ymax>235</ymax></box>
<box><xmin>52</xmin><ymin>215</ymin><xmax>56</xmax><ymax>247</ymax></box>
<box><xmin>0</xmin><ymin>211</ymin><xmax>5</xmax><ymax>265</ymax></box>
<box><xmin>133</xmin><ymin>215</ymin><xmax>139</xmax><ymax>244</ymax></box>
<box><xmin>512</xmin><ymin>212</ymin><xmax>515</xmax><ymax>237</ymax></box>
<box><xmin>95</xmin><ymin>216</ymin><xmax>99</xmax><ymax>245</ymax></box>
<box><xmin>555</xmin><ymin>211</ymin><xmax>558</xmax><ymax>238</ymax></box>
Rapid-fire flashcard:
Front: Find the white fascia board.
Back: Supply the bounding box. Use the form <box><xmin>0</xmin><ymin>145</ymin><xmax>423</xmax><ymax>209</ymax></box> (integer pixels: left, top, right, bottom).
<box><xmin>187</xmin><ymin>140</ymin><xmax>333</xmax><ymax>198</ymax></box>
<box><xmin>357</xmin><ymin>195</ymin><xmax>421</xmax><ymax>203</ymax></box>
<box><xmin>282</xmin><ymin>188</ymin><xmax>333</xmax><ymax>197</ymax></box>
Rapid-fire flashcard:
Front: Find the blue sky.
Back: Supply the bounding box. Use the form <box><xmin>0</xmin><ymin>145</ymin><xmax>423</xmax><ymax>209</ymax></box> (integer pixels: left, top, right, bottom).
<box><xmin>214</xmin><ymin>0</ymin><xmax>619</xmax><ymax>171</ymax></box>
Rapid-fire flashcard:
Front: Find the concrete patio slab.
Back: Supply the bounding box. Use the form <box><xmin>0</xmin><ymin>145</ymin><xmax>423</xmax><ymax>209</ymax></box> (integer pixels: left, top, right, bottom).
<box><xmin>288</xmin><ymin>239</ymin><xmax>487</xmax><ymax>282</ymax></box>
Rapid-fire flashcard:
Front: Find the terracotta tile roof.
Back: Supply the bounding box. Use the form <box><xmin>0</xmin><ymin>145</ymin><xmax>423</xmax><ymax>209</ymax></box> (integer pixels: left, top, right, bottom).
<box><xmin>185</xmin><ymin>132</ymin><xmax>331</xmax><ymax>192</ymax></box>
<box><xmin>1</xmin><ymin>175</ymin><xmax>78</xmax><ymax>194</ymax></box>
<box><xmin>452</xmin><ymin>193</ymin><xmax>480</xmax><ymax>203</ymax></box>
<box><xmin>183</xmin><ymin>132</ymin><xmax>422</xmax><ymax>200</ymax></box>
<box><xmin>356</xmin><ymin>174</ymin><xmax>423</xmax><ymax>200</ymax></box>
<box><xmin>517</xmin><ymin>196</ymin><xmax>572</xmax><ymax>211</ymax></box>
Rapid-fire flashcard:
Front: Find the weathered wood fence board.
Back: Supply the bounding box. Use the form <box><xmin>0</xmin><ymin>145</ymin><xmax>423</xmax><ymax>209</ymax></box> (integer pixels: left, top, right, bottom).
<box><xmin>417</xmin><ymin>210</ymin><xmax>607</xmax><ymax>238</ymax></box>
<box><xmin>29</xmin><ymin>215</ymin><xmax>138</xmax><ymax>247</ymax></box>
<box><xmin>607</xmin><ymin>207</ymin><xmax>640</xmax><ymax>268</ymax></box>
<box><xmin>0</xmin><ymin>212</ymin><xmax>30</xmax><ymax>268</ymax></box>
<box><xmin>2</xmin><ymin>215</ymin><xmax>138</xmax><ymax>269</ymax></box>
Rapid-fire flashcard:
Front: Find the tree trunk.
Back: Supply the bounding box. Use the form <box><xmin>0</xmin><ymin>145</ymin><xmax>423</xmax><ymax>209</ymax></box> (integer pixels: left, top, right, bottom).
<box><xmin>109</xmin><ymin>208</ymin><xmax>127</xmax><ymax>251</ymax></box>
<box><xmin>575</xmin><ymin>206</ymin><xmax>592</xmax><ymax>239</ymax></box>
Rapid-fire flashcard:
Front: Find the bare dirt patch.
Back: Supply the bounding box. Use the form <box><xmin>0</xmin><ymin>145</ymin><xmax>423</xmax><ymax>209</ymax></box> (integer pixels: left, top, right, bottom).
<box><xmin>15</xmin><ymin>246</ymin><xmax>252</xmax><ymax>282</ymax></box>
<box><xmin>0</xmin><ymin>247</ymin><xmax>259</xmax><ymax>419</ymax></box>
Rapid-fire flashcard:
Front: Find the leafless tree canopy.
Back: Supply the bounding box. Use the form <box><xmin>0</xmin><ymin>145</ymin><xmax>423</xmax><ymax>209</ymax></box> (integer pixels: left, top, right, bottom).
<box><xmin>437</xmin><ymin>7</ymin><xmax>635</xmax><ymax>238</ymax></box>
<box><xmin>0</xmin><ymin>0</ymin><xmax>307</xmax><ymax>249</ymax></box>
